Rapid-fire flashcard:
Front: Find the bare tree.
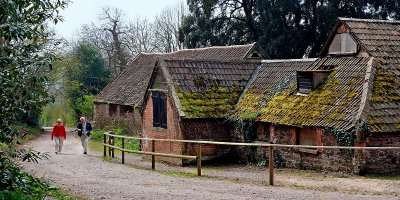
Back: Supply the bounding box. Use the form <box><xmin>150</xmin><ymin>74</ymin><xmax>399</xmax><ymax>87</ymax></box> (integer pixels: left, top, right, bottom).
<box><xmin>76</xmin><ymin>2</ymin><xmax>189</xmax><ymax>77</ymax></box>
<box><xmin>78</xmin><ymin>7</ymin><xmax>130</xmax><ymax>76</ymax></box>
<box><xmin>152</xmin><ymin>2</ymin><xmax>188</xmax><ymax>52</ymax></box>
<box><xmin>99</xmin><ymin>7</ymin><xmax>129</xmax><ymax>73</ymax></box>
<box><xmin>124</xmin><ymin>17</ymin><xmax>156</xmax><ymax>55</ymax></box>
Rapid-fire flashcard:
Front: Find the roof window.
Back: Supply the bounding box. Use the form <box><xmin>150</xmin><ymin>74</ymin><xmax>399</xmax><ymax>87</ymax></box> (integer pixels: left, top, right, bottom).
<box><xmin>296</xmin><ymin>70</ymin><xmax>332</xmax><ymax>94</ymax></box>
<box><xmin>328</xmin><ymin>33</ymin><xmax>357</xmax><ymax>55</ymax></box>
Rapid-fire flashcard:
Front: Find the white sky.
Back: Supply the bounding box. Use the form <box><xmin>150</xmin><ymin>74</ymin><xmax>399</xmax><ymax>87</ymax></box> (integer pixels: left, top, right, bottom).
<box><xmin>54</xmin><ymin>0</ymin><xmax>183</xmax><ymax>40</ymax></box>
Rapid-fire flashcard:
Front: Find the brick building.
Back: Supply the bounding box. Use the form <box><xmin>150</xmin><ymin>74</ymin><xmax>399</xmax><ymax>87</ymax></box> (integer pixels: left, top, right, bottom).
<box><xmin>141</xmin><ymin>59</ymin><xmax>260</xmax><ymax>164</ymax></box>
<box><xmin>94</xmin><ymin>43</ymin><xmax>268</xmax><ymax>132</ymax></box>
<box><xmin>234</xmin><ymin>18</ymin><xmax>400</xmax><ymax>174</ymax></box>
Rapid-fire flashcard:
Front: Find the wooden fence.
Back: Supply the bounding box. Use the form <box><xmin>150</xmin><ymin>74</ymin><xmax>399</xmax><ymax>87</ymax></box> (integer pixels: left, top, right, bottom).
<box><xmin>103</xmin><ymin>132</ymin><xmax>400</xmax><ymax>186</ymax></box>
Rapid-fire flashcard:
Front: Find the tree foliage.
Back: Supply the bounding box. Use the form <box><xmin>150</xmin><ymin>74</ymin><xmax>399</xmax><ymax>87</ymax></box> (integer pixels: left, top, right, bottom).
<box><xmin>0</xmin><ymin>0</ymin><xmax>67</xmax><ymax>142</ymax></box>
<box><xmin>180</xmin><ymin>0</ymin><xmax>400</xmax><ymax>59</ymax></box>
<box><xmin>62</xmin><ymin>42</ymin><xmax>110</xmax><ymax>119</ymax></box>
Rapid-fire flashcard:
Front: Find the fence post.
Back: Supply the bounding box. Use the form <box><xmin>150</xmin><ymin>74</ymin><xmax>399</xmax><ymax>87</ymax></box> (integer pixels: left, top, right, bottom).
<box><xmin>268</xmin><ymin>146</ymin><xmax>274</xmax><ymax>186</ymax></box>
<box><xmin>112</xmin><ymin>136</ymin><xmax>115</xmax><ymax>158</ymax></box>
<box><xmin>122</xmin><ymin>137</ymin><xmax>125</xmax><ymax>164</ymax></box>
<box><xmin>151</xmin><ymin>140</ymin><xmax>155</xmax><ymax>170</ymax></box>
<box><xmin>108</xmin><ymin>135</ymin><xmax>112</xmax><ymax>156</ymax></box>
<box><xmin>197</xmin><ymin>143</ymin><xmax>202</xmax><ymax>176</ymax></box>
<box><xmin>103</xmin><ymin>133</ymin><xmax>106</xmax><ymax>157</ymax></box>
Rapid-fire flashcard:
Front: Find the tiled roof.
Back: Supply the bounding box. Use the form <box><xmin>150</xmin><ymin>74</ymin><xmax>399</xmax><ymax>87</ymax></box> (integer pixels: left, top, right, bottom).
<box><xmin>236</xmin><ymin>57</ymin><xmax>372</xmax><ymax>131</ymax></box>
<box><xmin>162</xmin><ymin>60</ymin><xmax>259</xmax><ymax>119</ymax></box>
<box><xmin>95</xmin><ymin>43</ymin><xmax>264</xmax><ymax>106</ymax></box>
<box><xmin>162</xmin><ymin>43</ymin><xmax>269</xmax><ymax>60</ymax></box>
<box><xmin>234</xmin><ymin>59</ymin><xmax>316</xmax><ymax>120</ymax></box>
<box><xmin>336</xmin><ymin>18</ymin><xmax>400</xmax><ymax>132</ymax></box>
<box><xmin>95</xmin><ymin>53</ymin><xmax>158</xmax><ymax>106</ymax></box>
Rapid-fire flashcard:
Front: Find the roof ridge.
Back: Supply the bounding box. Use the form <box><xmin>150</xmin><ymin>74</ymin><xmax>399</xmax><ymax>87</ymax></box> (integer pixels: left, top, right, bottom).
<box><xmin>167</xmin><ymin>43</ymin><xmax>254</xmax><ymax>53</ymax></box>
<box><xmin>163</xmin><ymin>58</ymin><xmax>261</xmax><ymax>63</ymax></box>
<box><xmin>339</xmin><ymin>17</ymin><xmax>400</xmax><ymax>24</ymax></box>
<box><xmin>261</xmin><ymin>58</ymin><xmax>318</xmax><ymax>63</ymax></box>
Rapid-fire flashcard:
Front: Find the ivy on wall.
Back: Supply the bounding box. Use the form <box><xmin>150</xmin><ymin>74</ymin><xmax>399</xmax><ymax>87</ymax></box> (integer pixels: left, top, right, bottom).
<box><xmin>324</xmin><ymin>120</ymin><xmax>371</xmax><ymax>146</ymax></box>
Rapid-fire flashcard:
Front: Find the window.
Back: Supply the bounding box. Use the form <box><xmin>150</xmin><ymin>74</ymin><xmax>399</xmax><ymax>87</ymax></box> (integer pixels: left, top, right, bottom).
<box><xmin>152</xmin><ymin>92</ymin><xmax>167</xmax><ymax>128</ymax></box>
<box><xmin>297</xmin><ymin>127</ymin><xmax>319</xmax><ymax>146</ymax></box>
<box><xmin>297</xmin><ymin>71</ymin><xmax>313</xmax><ymax>94</ymax></box>
<box><xmin>109</xmin><ymin>104</ymin><xmax>118</xmax><ymax>117</ymax></box>
<box><xmin>328</xmin><ymin>33</ymin><xmax>357</xmax><ymax>55</ymax></box>
<box><xmin>296</xmin><ymin>70</ymin><xmax>331</xmax><ymax>94</ymax></box>
<box><xmin>120</xmin><ymin>106</ymin><xmax>133</xmax><ymax>116</ymax></box>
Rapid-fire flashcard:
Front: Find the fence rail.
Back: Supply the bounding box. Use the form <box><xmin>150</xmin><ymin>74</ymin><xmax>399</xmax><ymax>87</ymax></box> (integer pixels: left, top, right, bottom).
<box><xmin>103</xmin><ymin>132</ymin><xmax>400</xmax><ymax>186</ymax></box>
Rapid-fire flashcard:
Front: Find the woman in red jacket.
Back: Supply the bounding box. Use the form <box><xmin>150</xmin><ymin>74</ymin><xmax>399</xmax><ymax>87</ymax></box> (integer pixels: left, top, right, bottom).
<box><xmin>51</xmin><ymin>119</ymin><xmax>66</xmax><ymax>154</ymax></box>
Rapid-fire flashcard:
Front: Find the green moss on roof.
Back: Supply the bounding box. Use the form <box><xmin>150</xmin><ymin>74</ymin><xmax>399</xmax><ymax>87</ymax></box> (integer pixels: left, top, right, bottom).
<box><xmin>371</xmin><ymin>64</ymin><xmax>400</xmax><ymax>102</ymax></box>
<box><xmin>232</xmin><ymin>73</ymin><xmax>296</xmax><ymax>121</ymax></box>
<box><xmin>178</xmin><ymin>86</ymin><xmax>243</xmax><ymax>119</ymax></box>
<box><xmin>259</xmin><ymin>71</ymin><xmax>359</xmax><ymax>128</ymax></box>
<box><xmin>235</xmin><ymin>91</ymin><xmax>266</xmax><ymax>120</ymax></box>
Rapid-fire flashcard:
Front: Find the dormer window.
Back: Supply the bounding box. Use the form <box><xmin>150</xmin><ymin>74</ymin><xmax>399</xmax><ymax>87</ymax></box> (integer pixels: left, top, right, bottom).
<box><xmin>250</xmin><ymin>52</ymin><xmax>261</xmax><ymax>58</ymax></box>
<box><xmin>296</xmin><ymin>70</ymin><xmax>332</xmax><ymax>94</ymax></box>
<box><xmin>246</xmin><ymin>50</ymin><xmax>263</xmax><ymax>59</ymax></box>
<box><xmin>328</xmin><ymin>33</ymin><xmax>357</xmax><ymax>55</ymax></box>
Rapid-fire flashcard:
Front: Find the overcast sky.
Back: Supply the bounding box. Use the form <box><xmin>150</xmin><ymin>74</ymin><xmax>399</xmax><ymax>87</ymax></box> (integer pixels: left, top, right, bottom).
<box><xmin>54</xmin><ymin>0</ymin><xmax>183</xmax><ymax>40</ymax></box>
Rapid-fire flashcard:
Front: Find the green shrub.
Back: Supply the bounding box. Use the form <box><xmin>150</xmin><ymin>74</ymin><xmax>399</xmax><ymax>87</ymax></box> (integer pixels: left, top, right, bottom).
<box><xmin>0</xmin><ymin>190</ymin><xmax>35</xmax><ymax>200</ymax></box>
<box><xmin>74</xmin><ymin>95</ymin><xmax>95</xmax><ymax>119</ymax></box>
<box><xmin>0</xmin><ymin>153</ymin><xmax>48</xmax><ymax>199</ymax></box>
<box><xmin>40</xmin><ymin>101</ymin><xmax>76</xmax><ymax>127</ymax></box>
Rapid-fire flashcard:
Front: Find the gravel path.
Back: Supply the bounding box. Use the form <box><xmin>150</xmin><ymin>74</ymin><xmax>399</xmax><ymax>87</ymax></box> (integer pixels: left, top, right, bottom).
<box><xmin>22</xmin><ymin>129</ymin><xmax>399</xmax><ymax>200</ymax></box>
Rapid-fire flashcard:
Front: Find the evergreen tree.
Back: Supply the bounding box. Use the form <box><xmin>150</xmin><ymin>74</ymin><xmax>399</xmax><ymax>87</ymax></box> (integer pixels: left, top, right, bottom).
<box><xmin>180</xmin><ymin>0</ymin><xmax>400</xmax><ymax>59</ymax></box>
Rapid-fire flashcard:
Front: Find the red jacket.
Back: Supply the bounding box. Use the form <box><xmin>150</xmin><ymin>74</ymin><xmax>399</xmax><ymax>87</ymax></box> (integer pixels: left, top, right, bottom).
<box><xmin>51</xmin><ymin>125</ymin><xmax>66</xmax><ymax>140</ymax></box>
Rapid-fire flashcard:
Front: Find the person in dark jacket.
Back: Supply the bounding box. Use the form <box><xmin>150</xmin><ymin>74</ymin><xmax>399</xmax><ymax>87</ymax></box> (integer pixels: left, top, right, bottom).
<box><xmin>76</xmin><ymin>117</ymin><xmax>92</xmax><ymax>154</ymax></box>
<box><xmin>51</xmin><ymin>119</ymin><xmax>66</xmax><ymax>154</ymax></box>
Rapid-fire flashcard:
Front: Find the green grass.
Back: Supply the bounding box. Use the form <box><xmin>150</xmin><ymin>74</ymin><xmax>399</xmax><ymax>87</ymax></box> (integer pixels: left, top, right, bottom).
<box><xmin>88</xmin><ymin>140</ymin><xmax>105</xmax><ymax>153</ymax></box>
<box><xmin>364</xmin><ymin>174</ymin><xmax>400</xmax><ymax>181</ymax></box>
<box><xmin>90</xmin><ymin>129</ymin><xmax>140</xmax><ymax>153</ymax></box>
<box><xmin>159</xmin><ymin>170</ymin><xmax>199</xmax><ymax>178</ymax></box>
<box><xmin>46</xmin><ymin>188</ymin><xmax>84</xmax><ymax>200</ymax></box>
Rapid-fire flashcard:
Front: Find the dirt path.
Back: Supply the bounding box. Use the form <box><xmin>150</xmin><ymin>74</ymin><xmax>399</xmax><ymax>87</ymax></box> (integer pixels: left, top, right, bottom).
<box><xmin>22</xmin><ymin>130</ymin><xmax>399</xmax><ymax>200</ymax></box>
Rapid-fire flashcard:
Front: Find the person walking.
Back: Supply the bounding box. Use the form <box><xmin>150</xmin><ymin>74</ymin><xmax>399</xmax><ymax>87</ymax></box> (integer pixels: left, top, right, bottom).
<box><xmin>76</xmin><ymin>117</ymin><xmax>92</xmax><ymax>154</ymax></box>
<box><xmin>51</xmin><ymin>119</ymin><xmax>66</xmax><ymax>154</ymax></box>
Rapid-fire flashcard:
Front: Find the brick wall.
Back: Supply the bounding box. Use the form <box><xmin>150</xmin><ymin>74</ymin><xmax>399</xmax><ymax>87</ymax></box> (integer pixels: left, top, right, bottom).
<box><xmin>94</xmin><ymin>103</ymin><xmax>141</xmax><ymax>133</ymax></box>
<box><xmin>233</xmin><ymin>123</ymin><xmax>354</xmax><ymax>172</ymax></box>
<box><xmin>180</xmin><ymin>120</ymin><xmax>232</xmax><ymax>161</ymax></box>
<box><xmin>94</xmin><ymin>103</ymin><xmax>109</xmax><ymax>118</ymax></box>
<box><xmin>359</xmin><ymin>133</ymin><xmax>400</xmax><ymax>174</ymax></box>
<box><xmin>141</xmin><ymin>92</ymin><xmax>183</xmax><ymax>165</ymax></box>
<box><xmin>271</xmin><ymin>125</ymin><xmax>354</xmax><ymax>172</ymax></box>
<box><xmin>141</xmin><ymin>92</ymin><xmax>234</xmax><ymax>165</ymax></box>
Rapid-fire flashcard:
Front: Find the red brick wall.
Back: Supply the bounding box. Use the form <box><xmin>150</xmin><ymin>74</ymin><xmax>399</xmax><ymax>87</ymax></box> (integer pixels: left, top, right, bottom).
<box><xmin>141</xmin><ymin>92</ymin><xmax>183</xmax><ymax>165</ymax></box>
<box><xmin>233</xmin><ymin>124</ymin><xmax>354</xmax><ymax>172</ymax></box>
<box><xmin>180</xmin><ymin>120</ymin><xmax>232</xmax><ymax>159</ymax></box>
<box><xmin>271</xmin><ymin>125</ymin><xmax>354</xmax><ymax>172</ymax></box>
<box><xmin>94</xmin><ymin>103</ymin><xmax>141</xmax><ymax>132</ymax></box>
<box><xmin>141</xmin><ymin>92</ymin><xmax>234</xmax><ymax>165</ymax></box>
<box><xmin>94</xmin><ymin>103</ymin><xmax>109</xmax><ymax>118</ymax></box>
<box><xmin>359</xmin><ymin>133</ymin><xmax>400</xmax><ymax>174</ymax></box>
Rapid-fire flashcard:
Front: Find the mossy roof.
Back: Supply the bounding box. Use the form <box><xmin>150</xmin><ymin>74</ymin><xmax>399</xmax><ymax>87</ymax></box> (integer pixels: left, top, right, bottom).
<box><xmin>233</xmin><ymin>59</ymin><xmax>316</xmax><ymax>120</ymax></box>
<box><xmin>321</xmin><ymin>18</ymin><xmax>400</xmax><ymax>132</ymax></box>
<box><xmin>163</xmin><ymin>60</ymin><xmax>259</xmax><ymax>119</ymax></box>
<box><xmin>95</xmin><ymin>43</ymin><xmax>264</xmax><ymax>107</ymax></box>
<box><xmin>235</xmin><ymin>57</ymin><xmax>372</xmax><ymax>131</ymax></box>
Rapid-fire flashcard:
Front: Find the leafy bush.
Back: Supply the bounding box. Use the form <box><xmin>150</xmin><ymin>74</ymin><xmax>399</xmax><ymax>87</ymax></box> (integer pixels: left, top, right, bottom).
<box><xmin>40</xmin><ymin>101</ymin><xmax>76</xmax><ymax>127</ymax></box>
<box><xmin>0</xmin><ymin>190</ymin><xmax>35</xmax><ymax>200</ymax></box>
<box><xmin>74</xmin><ymin>95</ymin><xmax>95</xmax><ymax>119</ymax></box>
<box><xmin>0</xmin><ymin>152</ymin><xmax>49</xmax><ymax>199</ymax></box>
